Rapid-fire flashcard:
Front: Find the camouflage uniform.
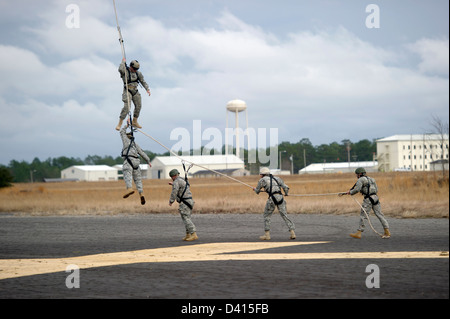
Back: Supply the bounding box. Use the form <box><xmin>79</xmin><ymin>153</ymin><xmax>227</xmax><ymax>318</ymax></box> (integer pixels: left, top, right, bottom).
<box><xmin>118</xmin><ymin>61</ymin><xmax>150</xmax><ymax>120</ymax></box>
<box><xmin>350</xmin><ymin>175</ymin><xmax>389</xmax><ymax>232</ymax></box>
<box><xmin>169</xmin><ymin>176</ymin><xmax>196</xmax><ymax>234</ymax></box>
<box><xmin>120</xmin><ymin>126</ymin><xmax>150</xmax><ymax>194</ymax></box>
<box><xmin>254</xmin><ymin>175</ymin><xmax>295</xmax><ymax>232</ymax></box>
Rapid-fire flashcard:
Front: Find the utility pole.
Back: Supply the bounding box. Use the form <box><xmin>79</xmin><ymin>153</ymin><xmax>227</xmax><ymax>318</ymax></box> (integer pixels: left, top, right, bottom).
<box><xmin>303</xmin><ymin>149</ymin><xmax>306</xmax><ymax>172</ymax></box>
<box><xmin>289</xmin><ymin>154</ymin><xmax>294</xmax><ymax>175</ymax></box>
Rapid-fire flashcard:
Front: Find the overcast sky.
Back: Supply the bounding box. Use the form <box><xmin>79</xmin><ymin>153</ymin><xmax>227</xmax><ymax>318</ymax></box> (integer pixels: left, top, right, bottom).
<box><xmin>0</xmin><ymin>0</ymin><xmax>448</xmax><ymax>165</ymax></box>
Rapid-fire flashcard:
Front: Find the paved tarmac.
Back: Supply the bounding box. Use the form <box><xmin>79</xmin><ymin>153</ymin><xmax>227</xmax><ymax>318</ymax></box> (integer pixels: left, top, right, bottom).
<box><xmin>0</xmin><ymin>213</ymin><xmax>448</xmax><ymax>304</ymax></box>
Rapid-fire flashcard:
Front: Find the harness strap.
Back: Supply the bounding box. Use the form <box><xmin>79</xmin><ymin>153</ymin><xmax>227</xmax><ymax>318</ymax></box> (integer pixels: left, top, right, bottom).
<box><xmin>124</xmin><ymin>65</ymin><xmax>140</xmax><ymax>96</ymax></box>
<box><xmin>362</xmin><ymin>176</ymin><xmax>379</xmax><ymax>205</ymax></box>
<box><xmin>268</xmin><ymin>174</ymin><xmax>284</xmax><ymax>206</ymax></box>
<box><xmin>177</xmin><ymin>161</ymin><xmax>194</xmax><ymax>208</ymax></box>
<box><xmin>122</xmin><ymin>136</ymin><xmax>139</xmax><ymax>170</ymax></box>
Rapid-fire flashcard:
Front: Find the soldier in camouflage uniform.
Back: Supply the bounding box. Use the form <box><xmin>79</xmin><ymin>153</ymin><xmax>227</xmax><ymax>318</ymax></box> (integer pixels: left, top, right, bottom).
<box><xmin>253</xmin><ymin>167</ymin><xmax>296</xmax><ymax>240</ymax></box>
<box><xmin>120</xmin><ymin>124</ymin><xmax>151</xmax><ymax>205</ymax></box>
<box><xmin>168</xmin><ymin>169</ymin><xmax>198</xmax><ymax>241</ymax></box>
<box><xmin>346</xmin><ymin>167</ymin><xmax>390</xmax><ymax>239</ymax></box>
<box><xmin>115</xmin><ymin>58</ymin><xmax>151</xmax><ymax>131</ymax></box>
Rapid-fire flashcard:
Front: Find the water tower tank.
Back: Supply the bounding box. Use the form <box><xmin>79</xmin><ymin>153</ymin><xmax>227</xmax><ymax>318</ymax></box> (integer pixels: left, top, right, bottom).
<box><xmin>226</xmin><ymin>99</ymin><xmax>247</xmax><ymax>112</ymax></box>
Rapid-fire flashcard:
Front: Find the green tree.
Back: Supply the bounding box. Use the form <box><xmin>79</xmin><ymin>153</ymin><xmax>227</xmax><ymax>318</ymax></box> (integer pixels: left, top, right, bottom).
<box><xmin>0</xmin><ymin>166</ymin><xmax>14</xmax><ymax>187</ymax></box>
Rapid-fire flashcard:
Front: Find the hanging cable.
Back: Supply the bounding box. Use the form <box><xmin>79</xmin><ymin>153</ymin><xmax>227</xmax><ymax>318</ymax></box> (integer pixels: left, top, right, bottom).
<box><xmin>113</xmin><ymin>0</ymin><xmax>134</xmax><ymax>134</ymax></box>
<box><xmin>136</xmin><ymin>128</ymin><xmax>255</xmax><ymax>189</ymax></box>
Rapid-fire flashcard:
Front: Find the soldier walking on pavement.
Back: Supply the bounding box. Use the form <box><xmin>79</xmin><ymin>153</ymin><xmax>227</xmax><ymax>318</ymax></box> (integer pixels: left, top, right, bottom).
<box><xmin>120</xmin><ymin>123</ymin><xmax>151</xmax><ymax>205</ymax></box>
<box><xmin>345</xmin><ymin>167</ymin><xmax>391</xmax><ymax>239</ymax></box>
<box><xmin>253</xmin><ymin>167</ymin><xmax>296</xmax><ymax>240</ymax></box>
<box><xmin>169</xmin><ymin>169</ymin><xmax>198</xmax><ymax>241</ymax></box>
<box><xmin>116</xmin><ymin>58</ymin><xmax>151</xmax><ymax>131</ymax></box>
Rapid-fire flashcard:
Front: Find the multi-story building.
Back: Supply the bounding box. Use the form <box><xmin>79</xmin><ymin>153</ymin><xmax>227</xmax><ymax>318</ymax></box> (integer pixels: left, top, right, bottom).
<box><xmin>376</xmin><ymin>134</ymin><xmax>449</xmax><ymax>172</ymax></box>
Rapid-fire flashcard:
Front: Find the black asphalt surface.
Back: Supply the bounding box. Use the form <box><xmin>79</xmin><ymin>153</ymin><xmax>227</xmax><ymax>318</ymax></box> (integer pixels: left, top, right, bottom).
<box><xmin>0</xmin><ymin>213</ymin><xmax>448</xmax><ymax>306</ymax></box>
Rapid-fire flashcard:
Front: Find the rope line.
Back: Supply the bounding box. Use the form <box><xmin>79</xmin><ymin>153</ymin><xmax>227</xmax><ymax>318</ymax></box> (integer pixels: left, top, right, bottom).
<box><xmin>136</xmin><ymin>129</ymin><xmax>354</xmax><ymax>196</ymax></box>
<box><xmin>137</xmin><ymin>128</ymin><xmax>254</xmax><ymax>189</ymax></box>
<box><xmin>113</xmin><ymin>0</ymin><xmax>134</xmax><ymax>132</ymax></box>
<box><xmin>288</xmin><ymin>192</ymin><xmax>344</xmax><ymax>197</ymax></box>
<box><xmin>348</xmin><ymin>195</ymin><xmax>384</xmax><ymax>238</ymax></box>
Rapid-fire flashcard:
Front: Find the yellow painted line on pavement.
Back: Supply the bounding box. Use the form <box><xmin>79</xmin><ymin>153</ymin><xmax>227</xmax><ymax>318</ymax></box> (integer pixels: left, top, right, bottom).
<box><xmin>0</xmin><ymin>242</ymin><xmax>447</xmax><ymax>280</ymax></box>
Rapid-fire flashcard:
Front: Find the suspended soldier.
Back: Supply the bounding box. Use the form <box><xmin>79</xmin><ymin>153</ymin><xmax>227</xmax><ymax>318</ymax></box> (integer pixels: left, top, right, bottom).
<box><xmin>345</xmin><ymin>167</ymin><xmax>391</xmax><ymax>239</ymax></box>
<box><xmin>168</xmin><ymin>169</ymin><xmax>198</xmax><ymax>241</ymax></box>
<box><xmin>120</xmin><ymin>123</ymin><xmax>151</xmax><ymax>205</ymax></box>
<box><xmin>253</xmin><ymin>167</ymin><xmax>296</xmax><ymax>240</ymax></box>
<box><xmin>115</xmin><ymin>58</ymin><xmax>151</xmax><ymax>131</ymax></box>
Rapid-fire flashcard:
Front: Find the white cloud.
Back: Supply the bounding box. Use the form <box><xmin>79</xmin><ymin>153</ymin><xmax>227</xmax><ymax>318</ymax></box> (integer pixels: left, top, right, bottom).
<box><xmin>0</xmin><ymin>45</ymin><xmax>118</xmax><ymax>101</ymax></box>
<box><xmin>23</xmin><ymin>0</ymin><xmax>117</xmax><ymax>58</ymax></box>
<box><xmin>407</xmin><ymin>37</ymin><xmax>449</xmax><ymax>76</ymax></box>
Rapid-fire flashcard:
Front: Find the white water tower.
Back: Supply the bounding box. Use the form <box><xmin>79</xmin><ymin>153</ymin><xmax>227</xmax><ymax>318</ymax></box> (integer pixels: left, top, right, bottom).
<box><xmin>225</xmin><ymin>99</ymin><xmax>249</xmax><ymax>158</ymax></box>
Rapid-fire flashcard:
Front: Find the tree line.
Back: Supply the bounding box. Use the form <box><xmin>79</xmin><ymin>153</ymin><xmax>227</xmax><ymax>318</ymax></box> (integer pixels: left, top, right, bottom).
<box><xmin>0</xmin><ymin>138</ymin><xmax>376</xmax><ymax>184</ymax></box>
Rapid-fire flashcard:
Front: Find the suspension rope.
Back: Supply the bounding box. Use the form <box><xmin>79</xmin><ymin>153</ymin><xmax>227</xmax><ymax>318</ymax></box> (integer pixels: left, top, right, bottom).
<box><xmin>288</xmin><ymin>192</ymin><xmax>344</xmax><ymax>197</ymax></box>
<box><xmin>113</xmin><ymin>0</ymin><xmax>134</xmax><ymax>134</ymax></box>
<box><xmin>136</xmin><ymin>129</ymin><xmax>358</xmax><ymax>196</ymax></box>
<box><xmin>136</xmin><ymin>128</ymin><xmax>255</xmax><ymax>189</ymax></box>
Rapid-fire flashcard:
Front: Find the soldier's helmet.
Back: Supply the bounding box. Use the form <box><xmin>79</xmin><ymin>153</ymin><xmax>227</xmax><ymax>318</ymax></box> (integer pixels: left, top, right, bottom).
<box><xmin>355</xmin><ymin>167</ymin><xmax>366</xmax><ymax>175</ymax></box>
<box><xmin>169</xmin><ymin>169</ymin><xmax>180</xmax><ymax>177</ymax></box>
<box><xmin>259</xmin><ymin>167</ymin><xmax>270</xmax><ymax>175</ymax></box>
<box><xmin>130</xmin><ymin>60</ymin><xmax>140</xmax><ymax>70</ymax></box>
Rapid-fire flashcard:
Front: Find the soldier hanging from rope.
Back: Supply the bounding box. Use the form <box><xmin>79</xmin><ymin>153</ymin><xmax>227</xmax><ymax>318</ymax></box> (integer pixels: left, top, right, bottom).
<box><xmin>120</xmin><ymin>120</ymin><xmax>151</xmax><ymax>205</ymax></box>
<box><xmin>115</xmin><ymin>58</ymin><xmax>151</xmax><ymax>131</ymax></box>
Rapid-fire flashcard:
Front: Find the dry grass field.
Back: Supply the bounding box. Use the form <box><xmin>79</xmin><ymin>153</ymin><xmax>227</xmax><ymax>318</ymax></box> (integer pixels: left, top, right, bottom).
<box><xmin>0</xmin><ymin>171</ymin><xmax>448</xmax><ymax>218</ymax></box>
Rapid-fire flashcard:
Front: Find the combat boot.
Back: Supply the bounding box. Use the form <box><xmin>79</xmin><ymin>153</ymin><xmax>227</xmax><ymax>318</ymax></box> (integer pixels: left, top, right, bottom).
<box><xmin>115</xmin><ymin>118</ymin><xmax>123</xmax><ymax>131</ymax></box>
<box><xmin>182</xmin><ymin>232</ymin><xmax>189</xmax><ymax>241</ymax></box>
<box><xmin>382</xmin><ymin>228</ymin><xmax>391</xmax><ymax>239</ymax></box>
<box><xmin>132</xmin><ymin>117</ymin><xmax>142</xmax><ymax>129</ymax></box>
<box><xmin>123</xmin><ymin>189</ymin><xmax>134</xmax><ymax>198</ymax></box>
<box><xmin>259</xmin><ymin>231</ymin><xmax>271</xmax><ymax>240</ymax></box>
<box><xmin>185</xmin><ymin>232</ymin><xmax>198</xmax><ymax>241</ymax></box>
<box><xmin>140</xmin><ymin>194</ymin><xmax>146</xmax><ymax>205</ymax></box>
<box><xmin>350</xmin><ymin>230</ymin><xmax>362</xmax><ymax>239</ymax></box>
<box><xmin>290</xmin><ymin>229</ymin><xmax>296</xmax><ymax>240</ymax></box>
